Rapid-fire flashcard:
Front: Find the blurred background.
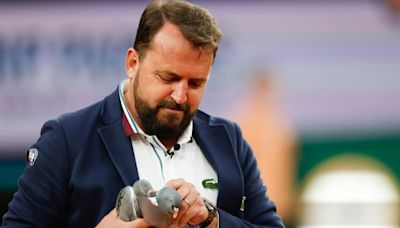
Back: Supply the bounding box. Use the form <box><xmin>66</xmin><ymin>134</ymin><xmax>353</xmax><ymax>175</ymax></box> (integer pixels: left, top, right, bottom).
<box><xmin>0</xmin><ymin>0</ymin><xmax>399</xmax><ymax>227</ymax></box>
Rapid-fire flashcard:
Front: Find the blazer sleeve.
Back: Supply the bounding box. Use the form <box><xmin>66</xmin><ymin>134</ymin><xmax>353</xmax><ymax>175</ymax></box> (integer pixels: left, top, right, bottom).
<box><xmin>2</xmin><ymin>119</ymin><xmax>70</xmax><ymax>227</ymax></box>
<box><xmin>218</xmin><ymin>122</ymin><xmax>285</xmax><ymax>228</ymax></box>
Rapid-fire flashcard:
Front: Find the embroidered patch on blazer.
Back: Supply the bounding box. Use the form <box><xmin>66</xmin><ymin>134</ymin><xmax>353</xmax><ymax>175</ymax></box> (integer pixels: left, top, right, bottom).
<box><xmin>27</xmin><ymin>148</ymin><xmax>39</xmax><ymax>166</ymax></box>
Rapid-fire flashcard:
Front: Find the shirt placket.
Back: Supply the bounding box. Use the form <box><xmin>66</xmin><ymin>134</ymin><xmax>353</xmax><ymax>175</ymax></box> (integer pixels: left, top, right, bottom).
<box><xmin>145</xmin><ymin>136</ymin><xmax>168</xmax><ymax>182</ymax></box>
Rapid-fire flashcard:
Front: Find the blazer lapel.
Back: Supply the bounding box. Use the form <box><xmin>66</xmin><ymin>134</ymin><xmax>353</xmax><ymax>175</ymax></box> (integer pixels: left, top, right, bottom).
<box><xmin>193</xmin><ymin>116</ymin><xmax>243</xmax><ymax>215</ymax></box>
<box><xmin>98</xmin><ymin>122</ymin><xmax>138</xmax><ymax>186</ymax></box>
<box><xmin>98</xmin><ymin>89</ymin><xmax>139</xmax><ymax>186</ymax></box>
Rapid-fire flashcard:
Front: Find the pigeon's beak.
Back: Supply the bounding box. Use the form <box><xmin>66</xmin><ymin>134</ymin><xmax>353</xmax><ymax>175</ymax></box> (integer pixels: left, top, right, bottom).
<box><xmin>172</xmin><ymin>207</ymin><xmax>179</xmax><ymax>219</ymax></box>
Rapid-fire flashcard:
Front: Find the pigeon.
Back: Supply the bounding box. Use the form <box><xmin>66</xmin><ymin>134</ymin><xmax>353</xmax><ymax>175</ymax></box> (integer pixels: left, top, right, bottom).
<box><xmin>116</xmin><ymin>179</ymin><xmax>154</xmax><ymax>221</ymax></box>
<box><xmin>116</xmin><ymin>179</ymin><xmax>183</xmax><ymax>228</ymax></box>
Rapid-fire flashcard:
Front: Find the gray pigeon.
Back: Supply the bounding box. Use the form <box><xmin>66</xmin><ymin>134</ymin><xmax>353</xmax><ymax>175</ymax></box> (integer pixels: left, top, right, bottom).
<box><xmin>116</xmin><ymin>179</ymin><xmax>154</xmax><ymax>221</ymax></box>
<box><xmin>116</xmin><ymin>179</ymin><xmax>183</xmax><ymax>228</ymax></box>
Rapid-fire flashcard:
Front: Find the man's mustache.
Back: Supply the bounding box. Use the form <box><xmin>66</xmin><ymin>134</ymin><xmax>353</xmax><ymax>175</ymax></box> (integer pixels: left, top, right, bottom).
<box><xmin>157</xmin><ymin>100</ymin><xmax>188</xmax><ymax>112</ymax></box>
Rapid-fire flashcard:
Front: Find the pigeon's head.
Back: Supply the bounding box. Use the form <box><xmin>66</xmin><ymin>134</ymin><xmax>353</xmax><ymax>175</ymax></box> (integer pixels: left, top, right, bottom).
<box><xmin>156</xmin><ymin>187</ymin><xmax>182</xmax><ymax>218</ymax></box>
<box><xmin>133</xmin><ymin>179</ymin><xmax>154</xmax><ymax>197</ymax></box>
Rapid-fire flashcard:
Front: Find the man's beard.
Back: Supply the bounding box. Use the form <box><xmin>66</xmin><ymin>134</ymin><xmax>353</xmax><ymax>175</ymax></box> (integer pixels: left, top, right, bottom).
<box><xmin>133</xmin><ymin>72</ymin><xmax>195</xmax><ymax>140</ymax></box>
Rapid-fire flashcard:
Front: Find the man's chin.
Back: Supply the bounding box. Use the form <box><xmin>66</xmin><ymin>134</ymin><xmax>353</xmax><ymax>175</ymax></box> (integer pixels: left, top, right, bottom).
<box><xmin>158</xmin><ymin>120</ymin><xmax>182</xmax><ymax>129</ymax></box>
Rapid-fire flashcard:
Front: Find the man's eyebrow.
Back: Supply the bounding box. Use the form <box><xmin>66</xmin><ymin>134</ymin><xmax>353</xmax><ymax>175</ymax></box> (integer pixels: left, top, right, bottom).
<box><xmin>156</xmin><ymin>70</ymin><xmax>208</xmax><ymax>81</ymax></box>
<box><xmin>162</xmin><ymin>71</ymin><xmax>181</xmax><ymax>78</ymax></box>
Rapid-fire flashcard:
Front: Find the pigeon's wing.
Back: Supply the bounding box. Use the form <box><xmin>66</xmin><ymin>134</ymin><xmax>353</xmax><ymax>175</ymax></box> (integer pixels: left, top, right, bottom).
<box><xmin>116</xmin><ymin>186</ymin><xmax>140</xmax><ymax>221</ymax></box>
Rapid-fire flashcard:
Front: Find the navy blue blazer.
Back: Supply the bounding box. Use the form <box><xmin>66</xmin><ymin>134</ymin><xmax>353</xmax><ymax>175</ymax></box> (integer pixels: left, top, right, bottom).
<box><xmin>2</xmin><ymin>89</ymin><xmax>284</xmax><ymax>227</ymax></box>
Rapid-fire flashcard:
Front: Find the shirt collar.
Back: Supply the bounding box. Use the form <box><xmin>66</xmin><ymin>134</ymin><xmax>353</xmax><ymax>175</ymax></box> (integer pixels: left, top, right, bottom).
<box><xmin>119</xmin><ymin>79</ymin><xmax>193</xmax><ymax>144</ymax></box>
<box><xmin>119</xmin><ymin>80</ymin><xmax>143</xmax><ymax>137</ymax></box>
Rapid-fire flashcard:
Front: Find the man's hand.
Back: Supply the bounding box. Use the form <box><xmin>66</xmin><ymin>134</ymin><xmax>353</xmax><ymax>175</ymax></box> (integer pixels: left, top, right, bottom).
<box><xmin>96</xmin><ymin>208</ymin><xmax>149</xmax><ymax>228</ymax></box>
<box><xmin>165</xmin><ymin>178</ymin><xmax>210</xmax><ymax>227</ymax></box>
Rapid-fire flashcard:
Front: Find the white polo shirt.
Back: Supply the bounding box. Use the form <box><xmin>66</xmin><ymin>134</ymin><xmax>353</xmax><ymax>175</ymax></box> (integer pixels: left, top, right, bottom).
<box><xmin>118</xmin><ymin>80</ymin><xmax>218</xmax><ymax>205</ymax></box>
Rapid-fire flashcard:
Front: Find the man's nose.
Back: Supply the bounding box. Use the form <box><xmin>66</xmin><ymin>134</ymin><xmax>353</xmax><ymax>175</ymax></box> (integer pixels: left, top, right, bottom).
<box><xmin>171</xmin><ymin>81</ymin><xmax>188</xmax><ymax>105</ymax></box>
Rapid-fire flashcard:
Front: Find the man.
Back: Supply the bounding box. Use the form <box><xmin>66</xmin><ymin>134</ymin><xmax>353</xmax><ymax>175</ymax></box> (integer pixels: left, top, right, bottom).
<box><xmin>2</xmin><ymin>0</ymin><xmax>284</xmax><ymax>227</ymax></box>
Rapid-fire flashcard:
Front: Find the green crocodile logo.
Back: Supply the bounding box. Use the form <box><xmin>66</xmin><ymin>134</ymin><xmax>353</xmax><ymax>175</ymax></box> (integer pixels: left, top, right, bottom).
<box><xmin>202</xmin><ymin>178</ymin><xmax>218</xmax><ymax>190</ymax></box>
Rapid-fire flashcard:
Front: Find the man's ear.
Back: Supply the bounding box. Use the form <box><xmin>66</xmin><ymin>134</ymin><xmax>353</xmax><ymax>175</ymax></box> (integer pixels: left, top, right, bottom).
<box><xmin>125</xmin><ymin>48</ymin><xmax>140</xmax><ymax>79</ymax></box>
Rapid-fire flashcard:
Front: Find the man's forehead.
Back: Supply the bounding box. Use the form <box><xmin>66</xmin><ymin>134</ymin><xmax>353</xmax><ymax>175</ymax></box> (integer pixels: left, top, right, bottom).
<box><xmin>150</xmin><ymin>23</ymin><xmax>194</xmax><ymax>51</ymax></box>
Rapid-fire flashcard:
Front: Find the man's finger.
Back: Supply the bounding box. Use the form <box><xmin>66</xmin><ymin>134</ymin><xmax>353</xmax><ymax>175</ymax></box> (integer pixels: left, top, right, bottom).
<box><xmin>164</xmin><ymin>178</ymin><xmax>185</xmax><ymax>189</ymax></box>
